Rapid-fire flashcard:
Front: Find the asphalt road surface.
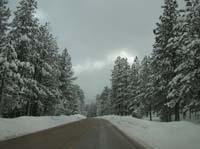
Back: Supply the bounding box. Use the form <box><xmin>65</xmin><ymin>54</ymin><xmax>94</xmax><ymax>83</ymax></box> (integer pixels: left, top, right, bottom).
<box><xmin>0</xmin><ymin>119</ymin><xmax>145</xmax><ymax>149</ymax></box>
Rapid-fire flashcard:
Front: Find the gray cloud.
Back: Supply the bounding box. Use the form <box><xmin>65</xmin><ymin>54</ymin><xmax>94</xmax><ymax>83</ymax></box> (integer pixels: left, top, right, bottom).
<box><xmin>9</xmin><ymin>0</ymin><xmax>185</xmax><ymax>103</ymax></box>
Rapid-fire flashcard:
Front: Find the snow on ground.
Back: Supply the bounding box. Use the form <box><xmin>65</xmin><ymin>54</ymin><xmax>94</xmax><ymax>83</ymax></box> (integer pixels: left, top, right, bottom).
<box><xmin>0</xmin><ymin>114</ymin><xmax>85</xmax><ymax>141</ymax></box>
<box><xmin>101</xmin><ymin>115</ymin><xmax>200</xmax><ymax>149</ymax></box>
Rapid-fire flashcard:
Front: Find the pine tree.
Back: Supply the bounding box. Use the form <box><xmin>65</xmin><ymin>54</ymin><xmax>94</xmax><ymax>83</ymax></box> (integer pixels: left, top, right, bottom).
<box><xmin>0</xmin><ymin>0</ymin><xmax>10</xmax><ymax>116</ymax></box>
<box><xmin>96</xmin><ymin>86</ymin><xmax>111</xmax><ymax>116</ymax></box>
<box><xmin>72</xmin><ymin>85</ymin><xmax>85</xmax><ymax>114</ymax></box>
<box><xmin>0</xmin><ymin>0</ymin><xmax>21</xmax><ymax>117</ymax></box>
<box><xmin>111</xmin><ymin>57</ymin><xmax>130</xmax><ymax>115</ymax></box>
<box><xmin>169</xmin><ymin>0</ymin><xmax>200</xmax><ymax>120</ymax></box>
<box><xmin>0</xmin><ymin>0</ymin><xmax>10</xmax><ymax>47</ymax></box>
<box><xmin>138</xmin><ymin>56</ymin><xmax>154</xmax><ymax>120</ymax></box>
<box><xmin>0</xmin><ymin>39</ymin><xmax>21</xmax><ymax>117</ymax></box>
<box><xmin>37</xmin><ymin>23</ymin><xmax>60</xmax><ymax>115</ymax></box>
<box><xmin>68</xmin><ymin>84</ymin><xmax>85</xmax><ymax>115</ymax></box>
<box><xmin>152</xmin><ymin>0</ymin><xmax>178</xmax><ymax>122</ymax></box>
<box><xmin>100</xmin><ymin>87</ymin><xmax>111</xmax><ymax>115</ymax></box>
<box><xmin>127</xmin><ymin>56</ymin><xmax>141</xmax><ymax>117</ymax></box>
<box><xmin>57</xmin><ymin>48</ymin><xmax>76</xmax><ymax>115</ymax></box>
<box><xmin>111</xmin><ymin>57</ymin><xmax>120</xmax><ymax>115</ymax></box>
<box><xmin>9</xmin><ymin>0</ymin><xmax>43</xmax><ymax>116</ymax></box>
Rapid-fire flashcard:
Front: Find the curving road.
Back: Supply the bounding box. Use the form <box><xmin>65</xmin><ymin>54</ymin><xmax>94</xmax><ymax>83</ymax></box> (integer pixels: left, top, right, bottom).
<box><xmin>0</xmin><ymin>119</ymin><xmax>145</xmax><ymax>149</ymax></box>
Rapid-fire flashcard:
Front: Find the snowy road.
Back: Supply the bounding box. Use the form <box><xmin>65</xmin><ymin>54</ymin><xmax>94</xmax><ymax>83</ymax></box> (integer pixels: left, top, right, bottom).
<box><xmin>0</xmin><ymin>119</ymin><xmax>145</xmax><ymax>149</ymax></box>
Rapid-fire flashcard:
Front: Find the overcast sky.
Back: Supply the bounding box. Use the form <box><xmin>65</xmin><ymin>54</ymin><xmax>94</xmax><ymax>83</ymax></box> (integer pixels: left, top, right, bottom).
<box><xmin>9</xmin><ymin>0</ymin><xmax>184</xmax><ymax>103</ymax></box>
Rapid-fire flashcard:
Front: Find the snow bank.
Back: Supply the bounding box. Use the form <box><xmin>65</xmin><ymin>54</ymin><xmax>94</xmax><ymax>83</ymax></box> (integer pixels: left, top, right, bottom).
<box><xmin>101</xmin><ymin>115</ymin><xmax>200</xmax><ymax>149</ymax></box>
<box><xmin>0</xmin><ymin>114</ymin><xmax>85</xmax><ymax>141</ymax></box>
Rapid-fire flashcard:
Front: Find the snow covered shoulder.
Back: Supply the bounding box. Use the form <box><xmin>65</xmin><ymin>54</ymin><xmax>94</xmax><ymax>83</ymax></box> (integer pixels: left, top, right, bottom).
<box><xmin>101</xmin><ymin>116</ymin><xmax>200</xmax><ymax>149</ymax></box>
<box><xmin>0</xmin><ymin>114</ymin><xmax>85</xmax><ymax>141</ymax></box>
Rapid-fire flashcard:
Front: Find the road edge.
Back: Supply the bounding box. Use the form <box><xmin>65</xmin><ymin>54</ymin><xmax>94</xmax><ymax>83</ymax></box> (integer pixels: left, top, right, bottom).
<box><xmin>0</xmin><ymin>118</ymin><xmax>86</xmax><ymax>143</ymax></box>
<box><xmin>101</xmin><ymin>119</ymin><xmax>153</xmax><ymax>149</ymax></box>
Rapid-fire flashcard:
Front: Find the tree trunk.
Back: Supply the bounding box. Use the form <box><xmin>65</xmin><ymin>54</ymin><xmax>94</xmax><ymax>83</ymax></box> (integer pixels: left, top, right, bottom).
<box><xmin>168</xmin><ymin>113</ymin><xmax>172</xmax><ymax>122</ymax></box>
<box><xmin>183</xmin><ymin>111</ymin><xmax>186</xmax><ymax>120</ymax></box>
<box><xmin>189</xmin><ymin>107</ymin><xmax>192</xmax><ymax>119</ymax></box>
<box><xmin>43</xmin><ymin>104</ymin><xmax>47</xmax><ymax>116</ymax></box>
<box><xmin>0</xmin><ymin>79</ymin><xmax>5</xmax><ymax>117</ymax></box>
<box><xmin>149</xmin><ymin>104</ymin><xmax>152</xmax><ymax>121</ymax></box>
<box><xmin>167</xmin><ymin>107</ymin><xmax>171</xmax><ymax>122</ymax></box>
<box><xmin>175</xmin><ymin>102</ymin><xmax>180</xmax><ymax>121</ymax></box>
<box><xmin>146</xmin><ymin>112</ymin><xmax>149</xmax><ymax>118</ymax></box>
<box><xmin>27</xmin><ymin>102</ymin><xmax>32</xmax><ymax>116</ymax></box>
<box><xmin>32</xmin><ymin>102</ymin><xmax>38</xmax><ymax>116</ymax></box>
<box><xmin>195</xmin><ymin>110</ymin><xmax>197</xmax><ymax>120</ymax></box>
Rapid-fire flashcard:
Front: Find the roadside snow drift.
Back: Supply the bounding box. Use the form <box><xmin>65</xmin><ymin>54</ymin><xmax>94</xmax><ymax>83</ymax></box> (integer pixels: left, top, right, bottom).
<box><xmin>101</xmin><ymin>115</ymin><xmax>200</xmax><ymax>149</ymax></box>
<box><xmin>0</xmin><ymin>114</ymin><xmax>85</xmax><ymax>141</ymax></box>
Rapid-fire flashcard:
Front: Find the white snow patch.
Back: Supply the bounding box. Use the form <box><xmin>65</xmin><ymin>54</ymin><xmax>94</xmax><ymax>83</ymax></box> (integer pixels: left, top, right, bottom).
<box><xmin>0</xmin><ymin>114</ymin><xmax>85</xmax><ymax>141</ymax></box>
<box><xmin>101</xmin><ymin>115</ymin><xmax>200</xmax><ymax>149</ymax></box>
